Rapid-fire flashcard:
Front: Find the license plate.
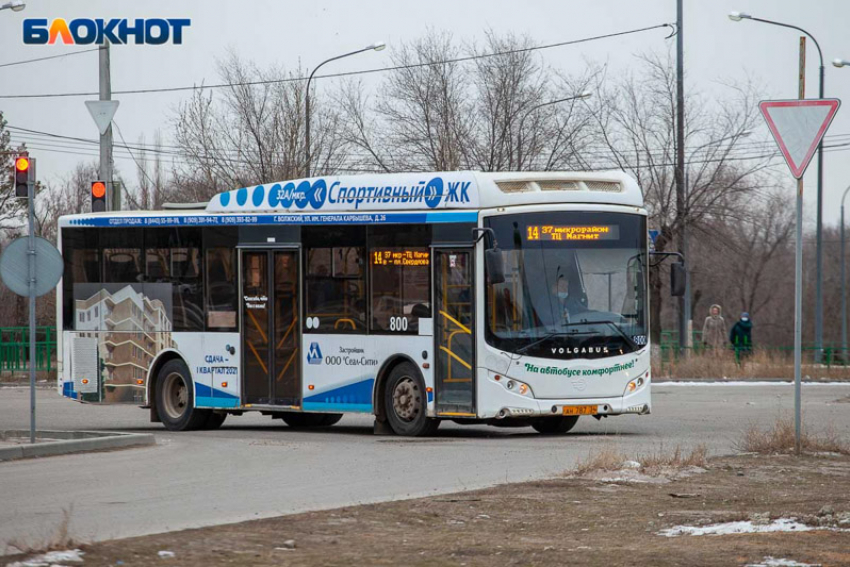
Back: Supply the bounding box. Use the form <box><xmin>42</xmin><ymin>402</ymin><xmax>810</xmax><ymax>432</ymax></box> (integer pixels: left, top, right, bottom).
<box><xmin>562</xmin><ymin>405</ymin><xmax>597</xmax><ymax>416</ymax></box>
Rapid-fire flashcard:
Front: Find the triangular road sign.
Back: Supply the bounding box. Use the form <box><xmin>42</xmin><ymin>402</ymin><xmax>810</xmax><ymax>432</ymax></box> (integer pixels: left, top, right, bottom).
<box><xmin>85</xmin><ymin>100</ymin><xmax>120</xmax><ymax>135</ymax></box>
<box><xmin>759</xmin><ymin>99</ymin><xmax>840</xmax><ymax>179</ymax></box>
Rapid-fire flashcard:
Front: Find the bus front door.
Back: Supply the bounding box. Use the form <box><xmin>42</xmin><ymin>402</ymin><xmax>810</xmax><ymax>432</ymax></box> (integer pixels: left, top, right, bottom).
<box><xmin>241</xmin><ymin>249</ymin><xmax>301</xmax><ymax>406</ymax></box>
<box><xmin>433</xmin><ymin>248</ymin><xmax>475</xmax><ymax>417</ymax></box>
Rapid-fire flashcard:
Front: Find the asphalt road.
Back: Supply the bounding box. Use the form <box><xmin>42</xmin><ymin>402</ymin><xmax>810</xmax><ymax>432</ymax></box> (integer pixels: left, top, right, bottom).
<box><xmin>1</xmin><ymin>383</ymin><xmax>848</xmax><ymax>552</ymax></box>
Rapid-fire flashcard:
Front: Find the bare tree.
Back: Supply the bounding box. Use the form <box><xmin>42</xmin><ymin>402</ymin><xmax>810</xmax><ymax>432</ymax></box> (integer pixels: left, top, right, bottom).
<box><xmin>172</xmin><ymin>51</ymin><xmax>350</xmax><ymax>203</ymax></box>
<box><xmin>0</xmin><ymin>112</ymin><xmax>27</xmax><ymax>234</ymax></box>
<box><xmin>585</xmin><ymin>51</ymin><xmax>775</xmax><ymax>341</ymax></box>
<box><xmin>339</xmin><ymin>31</ymin><xmax>598</xmax><ymax>173</ymax></box>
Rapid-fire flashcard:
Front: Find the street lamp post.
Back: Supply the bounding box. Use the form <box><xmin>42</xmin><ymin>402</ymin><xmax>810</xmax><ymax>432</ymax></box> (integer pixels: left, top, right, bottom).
<box><xmin>0</xmin><ymin>1</ymin><xmax>25</xmax><ymax>11</ymax></box>
<box><xmin>305</xmin><ymin>42</ymin><xmax>385</xmax><ymax>177</ymax></box>
<box><xmin>729</xmin><ymin>10</ymin><xmax>827</xmax><ymax>362</ymax></box>
<box><xmin>515</xmin><ymin>91</ymin><xmax>592</xmax><ymax>169</ymax></box>
<box><xmin>842</xmin><ymin>185</ymin><xmax>850</xmax><ymax>362</ymax></box>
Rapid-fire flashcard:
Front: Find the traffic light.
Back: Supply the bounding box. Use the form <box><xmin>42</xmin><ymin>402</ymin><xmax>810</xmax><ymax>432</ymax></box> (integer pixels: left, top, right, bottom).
<box><xmin>14</xmin><ymin>153</ymin><xmax>31</xmax><ymax>198</ymax></box>
<box><xmin>91</xmin><ymin>181</ymin><xmax>107</xmax><ymax>212</ymax></box>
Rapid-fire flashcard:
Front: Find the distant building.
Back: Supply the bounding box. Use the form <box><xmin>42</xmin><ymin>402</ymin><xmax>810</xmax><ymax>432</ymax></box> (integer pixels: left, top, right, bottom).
<box><xmin>75</xmin><ymin>285</ymin><xmax>172</xmax><ymax>402</ymax></box>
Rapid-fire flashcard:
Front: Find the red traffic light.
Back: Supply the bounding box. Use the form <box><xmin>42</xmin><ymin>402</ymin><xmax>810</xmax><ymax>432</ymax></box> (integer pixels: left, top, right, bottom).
<box><xmin>91</xmin><ymin>181</ymin><xmax>106</xmax><ymax>199</ymax></box>
<box><xmin>15</xmin><ymin>156</ymin><xmax>29</xmax><ymax>172</ymax></box>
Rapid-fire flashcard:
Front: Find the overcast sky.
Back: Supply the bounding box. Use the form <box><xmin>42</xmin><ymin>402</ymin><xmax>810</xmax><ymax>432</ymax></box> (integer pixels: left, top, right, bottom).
<box><xmin>2</xmin><ymin>0</ymin><xmax>850</xmax><ymax>226</ymax></box>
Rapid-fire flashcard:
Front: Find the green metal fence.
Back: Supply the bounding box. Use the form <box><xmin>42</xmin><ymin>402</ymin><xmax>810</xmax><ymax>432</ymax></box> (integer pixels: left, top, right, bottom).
<box><xmin>658</xmin><ymin>329</ymin><xmax>849</xmax><ymax>368</ymax></box>
<box><xmin>0</xmin><ymin>327</ymin><xmax>56</xmax><ymax>373</ymax></box>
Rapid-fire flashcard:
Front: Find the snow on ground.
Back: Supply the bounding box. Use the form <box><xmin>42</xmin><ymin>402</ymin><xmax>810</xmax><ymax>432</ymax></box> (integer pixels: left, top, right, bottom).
<box><xmin>745</xmin><ymin>558</ymin><xmax>817</xmax><ymax>567</ymax></box>
<box><xmin>658</xmin><ymin>517</ymin><xmax>837</xmax><ymax>537</ymax></box>
<box><xmin>6</xmin><ymin>549</ymin><xmax>84</xmax><ymax>567</ymax></box>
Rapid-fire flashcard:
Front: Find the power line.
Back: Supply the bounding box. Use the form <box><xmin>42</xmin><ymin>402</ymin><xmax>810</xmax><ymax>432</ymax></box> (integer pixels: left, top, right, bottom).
<box><xmin>0</xmin><ymin>23</ymin><xmax>673</xmax><ymax>99</ymax></box>
<box><xmin>0</xmin><ymin>47</ymin><xmax>100</xmax><ymax>70</ymax></box>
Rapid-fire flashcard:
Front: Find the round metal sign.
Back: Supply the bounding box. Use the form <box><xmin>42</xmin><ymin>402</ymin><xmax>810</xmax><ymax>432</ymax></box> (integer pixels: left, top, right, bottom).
<box><xmin>0</xmin><ymin>236</ymin><xmax>63</xmax><ymax>297</ymax></box>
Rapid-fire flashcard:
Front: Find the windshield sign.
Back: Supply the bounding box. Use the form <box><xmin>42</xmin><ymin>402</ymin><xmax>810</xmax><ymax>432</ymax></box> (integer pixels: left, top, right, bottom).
<box><xmin>485</xmin><ymin>211</ymin><xmax>647</xmax><ymax>360</ymax></box>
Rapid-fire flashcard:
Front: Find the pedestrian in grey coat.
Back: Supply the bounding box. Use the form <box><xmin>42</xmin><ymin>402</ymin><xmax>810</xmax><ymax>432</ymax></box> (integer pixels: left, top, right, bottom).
<box><xmin>702</xmin><ymin>304</ymin><xmax>727</xmax><ymax>350</ymax></box>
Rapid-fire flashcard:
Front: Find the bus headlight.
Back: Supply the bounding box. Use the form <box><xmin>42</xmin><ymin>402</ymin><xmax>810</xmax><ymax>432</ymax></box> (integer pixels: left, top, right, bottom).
<box><xmin>506</xmin><ymin>378</ymin><xmax>533</xmax><ymax>397</ymax></box>
<box><xmin>625</xmin><ymin>374</ymin><xmax>647</xmax><ymax>394</ymax></box>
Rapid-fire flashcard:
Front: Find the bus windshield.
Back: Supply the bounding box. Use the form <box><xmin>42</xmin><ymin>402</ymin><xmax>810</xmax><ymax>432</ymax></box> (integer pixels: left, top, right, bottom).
<box><xmin>484</xmin><ymin>211</ymin><xmax>647</xmax><ymax>360</ymax></box>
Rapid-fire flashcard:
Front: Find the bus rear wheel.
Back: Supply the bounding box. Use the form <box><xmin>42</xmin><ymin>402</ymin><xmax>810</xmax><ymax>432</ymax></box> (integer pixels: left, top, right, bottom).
<box><xmin>279</xmin><ymin>413</ymin><xmax>342</xmax><ymax>428</ymax></box>
<box><xmin>155</xmin><ymin>359</ymin><xmax>209</xmax><ymax>431</ymax></box>
<box><xmin>384</xmin><ymin>362</ymin><xmax>439</xmax><ymax>437</ymax></box>
<box><xmin>531</xmin><ymin>415</ymin><xmax>579</xmax><ymax>435</ymax></box>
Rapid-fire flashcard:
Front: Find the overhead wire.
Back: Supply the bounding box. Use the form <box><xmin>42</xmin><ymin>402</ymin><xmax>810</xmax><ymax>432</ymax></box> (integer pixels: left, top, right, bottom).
<box><xmin>0</xmin><ymin>23</ymin><xmax>673</xmax><ymax>99</ymax></box>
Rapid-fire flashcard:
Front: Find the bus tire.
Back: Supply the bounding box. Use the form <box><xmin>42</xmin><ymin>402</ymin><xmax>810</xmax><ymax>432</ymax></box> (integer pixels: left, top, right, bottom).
<box><xmin>155</xmin><ymin>359</ymin><xmax>209</xmax><ymax>431</ymax></box>
<box><xmin>531</xmin><ymin>416</ymin><xmax>579</xmax><ymax>435</ymax></box>
<box><xmin>202</xmin><ymin>411</ymin><xmax>227</xmax><ymax>430</ymax></box>
<box><xmin>279</xmin><ymin>413</ymin><xmax>342</xmax><ymax>428</ymax></box>
<box><xmin>384</xmin><ymin>362</ymin><xmax>439</xmax><ymax>437</ymax></box>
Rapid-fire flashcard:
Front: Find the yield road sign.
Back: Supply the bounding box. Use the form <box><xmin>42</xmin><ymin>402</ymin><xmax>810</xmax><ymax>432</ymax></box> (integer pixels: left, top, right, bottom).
<box><xmin>85</xmin><ymin>100</ymin><xmax>119</xmax><ymax>135</ymax></box>
<box><xmin>759</xmin><ymin>99</ymin><xmax>840</xmax><ymax>179</ymax></box>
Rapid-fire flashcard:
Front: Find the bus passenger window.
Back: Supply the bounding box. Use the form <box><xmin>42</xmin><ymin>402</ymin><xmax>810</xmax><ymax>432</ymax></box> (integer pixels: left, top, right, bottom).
<box><xmin>303</xmin><ymin>226</ymin><xmax>367</xmax><ymax>334</ymax></box>
<box><xmin>203</xmin><ymin>227</ymin><xmax>238</xmax><ymax>332</ymax></box>
<box><xmin>369</xmin><ymin>247</ymin><xmax>431</xmax><ymax>334</ymax></box>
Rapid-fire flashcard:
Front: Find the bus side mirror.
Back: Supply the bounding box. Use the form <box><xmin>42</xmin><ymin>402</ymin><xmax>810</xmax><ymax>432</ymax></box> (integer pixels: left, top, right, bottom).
<box><xmin>670</xmin><ymin>262</ymin><xmax>686</xmax><ymax>297</ymax></box>
<box><xmin>485</xmin><ymin>248</ymin><xmax>505</xmax><ymax>285</ymax></box>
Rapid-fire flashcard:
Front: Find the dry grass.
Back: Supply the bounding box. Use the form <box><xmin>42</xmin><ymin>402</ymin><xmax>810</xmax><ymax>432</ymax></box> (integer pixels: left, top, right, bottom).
<box><xmin>736</xmin><ymin>416</ymin><xmax>850</xmax><ymax>455</ymax></box>
<box><xmin>572</xmin><ymin>443</ymin><xmax>708</xmax><ymax>476</ymax></box>
<box><xmin>652</xmin><ymin>348</ymin><xmax>850</xmax><ymax>380</ymax></box>
<box><xmin>4</xmin><ymin>507</ymin><xmax>80</xmax><ymax>555</ymax></box>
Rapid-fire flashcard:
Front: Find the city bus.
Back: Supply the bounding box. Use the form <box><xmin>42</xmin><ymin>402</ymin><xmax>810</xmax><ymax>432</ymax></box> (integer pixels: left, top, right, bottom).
<box><xmin>56</xmin><ymin>170</ymin><xmax>651</xmax><ymax>436</ymax></box>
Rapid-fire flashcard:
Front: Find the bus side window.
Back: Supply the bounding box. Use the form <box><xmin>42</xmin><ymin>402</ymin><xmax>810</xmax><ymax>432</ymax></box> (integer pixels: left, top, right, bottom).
<box><xmin>303</xmin><ymin>226</ymin><xmax>367</xmax><ymax>334</ymax></box>
<box><xmin>62</xmin><ymin>227</ymin><xmax>99</xmax><ymax>331</ymax></box>
<box><xmin>204</xmin><ymin>227</ymin><xmax>238</xmax><ymax>332</ymax></box>
<box><xmin>367</xmin><ymin>225</ymin><xmax>431</xmax><ymax>334</ymax></box>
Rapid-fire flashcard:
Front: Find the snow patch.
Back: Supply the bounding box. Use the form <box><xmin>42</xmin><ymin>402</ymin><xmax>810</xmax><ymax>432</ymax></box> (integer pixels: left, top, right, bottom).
<box><xmin>655</xmin><ymin>381</ymin><xmax>850</xmax><ymax>387</ymax></box>
<box><xmin>746</xmin><ymin>558</ymin><xmax>816</xmax><ymax>567</ymax></box>
<box><xmin>658</xmin><ymin>518</ymin><xmax>818</xmax><ymax>537</ymax></box>
<box><xmin>7</xmin><ymin>549</ymin><xmax>84</xmax><ymax>567</ymax></box>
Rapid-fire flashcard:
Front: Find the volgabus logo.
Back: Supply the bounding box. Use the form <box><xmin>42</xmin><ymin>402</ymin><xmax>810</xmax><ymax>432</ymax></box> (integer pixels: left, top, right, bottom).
<box><xmin>23</xmin><ymin>18</ymin><xmax>191</xmax><ymax>45</ymax></box>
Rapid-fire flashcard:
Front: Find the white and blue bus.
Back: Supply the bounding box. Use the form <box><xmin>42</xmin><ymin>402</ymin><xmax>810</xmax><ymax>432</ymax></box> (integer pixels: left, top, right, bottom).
<box><xmin>56</xmin><ymin>171</ymin><xmax>651</xmax><ymax>436</ymax></box>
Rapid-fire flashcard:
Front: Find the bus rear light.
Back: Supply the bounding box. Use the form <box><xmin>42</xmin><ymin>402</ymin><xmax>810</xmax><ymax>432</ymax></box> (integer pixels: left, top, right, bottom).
<box><xmin>518</xmin><ymin>384</ymin><xmax>528</xmax><ymax>395</ymax></box>
<box><xmin>494</xmin><ymin>374</ymin><xmax>501</xmax><ymax>381</ymax></box>
<box><xmin>422</xmin><ymin>362</ymin><xmax>430</xmax><ymax>369</ymax></box>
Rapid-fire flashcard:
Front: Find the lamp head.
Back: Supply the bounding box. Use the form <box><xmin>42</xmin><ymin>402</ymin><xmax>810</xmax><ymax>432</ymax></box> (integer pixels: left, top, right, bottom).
<box><xmin>368</xmin><ymin>41</ymin><xmax>386</xmax><ymax>52</ymax></box>
<box><xmin>578</xmin><ymin>91</ymin><xmax>593</xmax><ymax>99</ymax></box>
<box><xmin>728</xmin><ymin>11</ymin><xmax>751</xmax><ymax>22</ymax></box>
<box><xmin>833</xmin><ymin>58</ymin><xmax>850</xmax><ymax>68</ymax></box>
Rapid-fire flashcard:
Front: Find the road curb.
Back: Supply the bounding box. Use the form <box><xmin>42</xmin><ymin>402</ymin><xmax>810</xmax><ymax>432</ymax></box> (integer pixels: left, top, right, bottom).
<box><xmin>0</xmin><ymin>430</ymin><xmax>155</xmax><ymax>462</ymax></box>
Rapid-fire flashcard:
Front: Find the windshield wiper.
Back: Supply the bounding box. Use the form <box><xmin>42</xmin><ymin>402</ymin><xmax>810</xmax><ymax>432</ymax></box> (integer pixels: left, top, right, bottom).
<box><xmin>560</xmin><ymin>319</ymin><xmax>639</xmax><ymax>350</ymax></box>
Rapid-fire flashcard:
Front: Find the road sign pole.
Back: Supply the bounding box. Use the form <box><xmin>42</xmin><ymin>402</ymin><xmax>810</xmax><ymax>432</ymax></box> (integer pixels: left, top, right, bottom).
<box><xmin>794</xmin><ymin>36</ymin><xmax>805</xmax><ymax>456</ymax></box>
<box><xmin>27</xmin><ymin>171</ymin><xmax>36</xmax><ymax>444</ymax></box>
<box><xmin>794</xmin><ymin>178</ymin><xmax>803</xmax><ymax>455</ymax></box>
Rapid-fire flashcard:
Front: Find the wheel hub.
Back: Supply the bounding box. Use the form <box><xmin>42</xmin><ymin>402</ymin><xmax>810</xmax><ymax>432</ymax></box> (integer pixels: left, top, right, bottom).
<box><xmin>392</xmin><ymin>377</ymin><xmax>421</xmax><ymax>422</ymax></box>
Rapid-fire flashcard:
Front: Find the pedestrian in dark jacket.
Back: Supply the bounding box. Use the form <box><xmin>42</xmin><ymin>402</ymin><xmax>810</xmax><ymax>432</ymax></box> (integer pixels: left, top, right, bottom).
<box><xmin>730</xmin><ymin>312</ymin><xmax>753</xmax><ymax>359</ymax></box>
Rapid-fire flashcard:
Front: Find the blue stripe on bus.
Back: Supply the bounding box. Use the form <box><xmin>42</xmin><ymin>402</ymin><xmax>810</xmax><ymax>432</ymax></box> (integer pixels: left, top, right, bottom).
<box><xmin>194</xmin><ymin>382</ymin><xmax>239</xmax><ymax>408</ymax></box>
<box><xmin>302</xmin><ymin>402</ymin><xmax>372</xmax><ymax>413</ymax></box>
<box><xmin>67</xmin><ymin>211</ymin><xmax>478</xmax><ymax>228</ymax></box>
<box><xmin>303</xmin><ymin>378</ymin><xmax>374</xmax><ymax>413</ymax></box>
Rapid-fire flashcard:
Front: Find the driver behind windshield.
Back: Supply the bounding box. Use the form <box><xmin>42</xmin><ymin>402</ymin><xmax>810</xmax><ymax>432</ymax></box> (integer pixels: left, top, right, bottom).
<box><xmin>552</xmin><ymin>275</ymin><xmax>588</xmax><ymax>323</ymax></box>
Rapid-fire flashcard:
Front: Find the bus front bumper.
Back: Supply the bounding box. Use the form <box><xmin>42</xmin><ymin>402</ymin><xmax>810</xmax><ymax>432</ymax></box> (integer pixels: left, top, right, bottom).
<box><xmin>477</xmin><ymin>372</ymin><xmax>652</xmax><ymax>420</ymax></box>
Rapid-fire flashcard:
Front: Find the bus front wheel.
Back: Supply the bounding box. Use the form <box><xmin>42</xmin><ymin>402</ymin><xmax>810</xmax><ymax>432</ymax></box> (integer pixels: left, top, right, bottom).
<box><xmin>155</xmin><ymin>359</ymin><xmax>209</xmax><ymax>431</ymax></box>
<box><xmin>384</xmin><ymin>362</ymin><xmax>439</xmax><ymax>437</ymax></box>
<box><xmin>532</xmin><ymin>415</ymin><xmax>579</xmax><ymax>435</ymax></box>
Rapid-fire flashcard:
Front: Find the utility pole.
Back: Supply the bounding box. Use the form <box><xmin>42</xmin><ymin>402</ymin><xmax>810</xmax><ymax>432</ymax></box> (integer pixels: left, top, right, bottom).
<box><xmin>98</xmin><ymin>41</ymin><xmax>117</xmax><ymax>210</ymax></box>
<box><xmin>675</xmin><ymin>0</ymin><xmax>690</xmax><ymax>352</ymax></box>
